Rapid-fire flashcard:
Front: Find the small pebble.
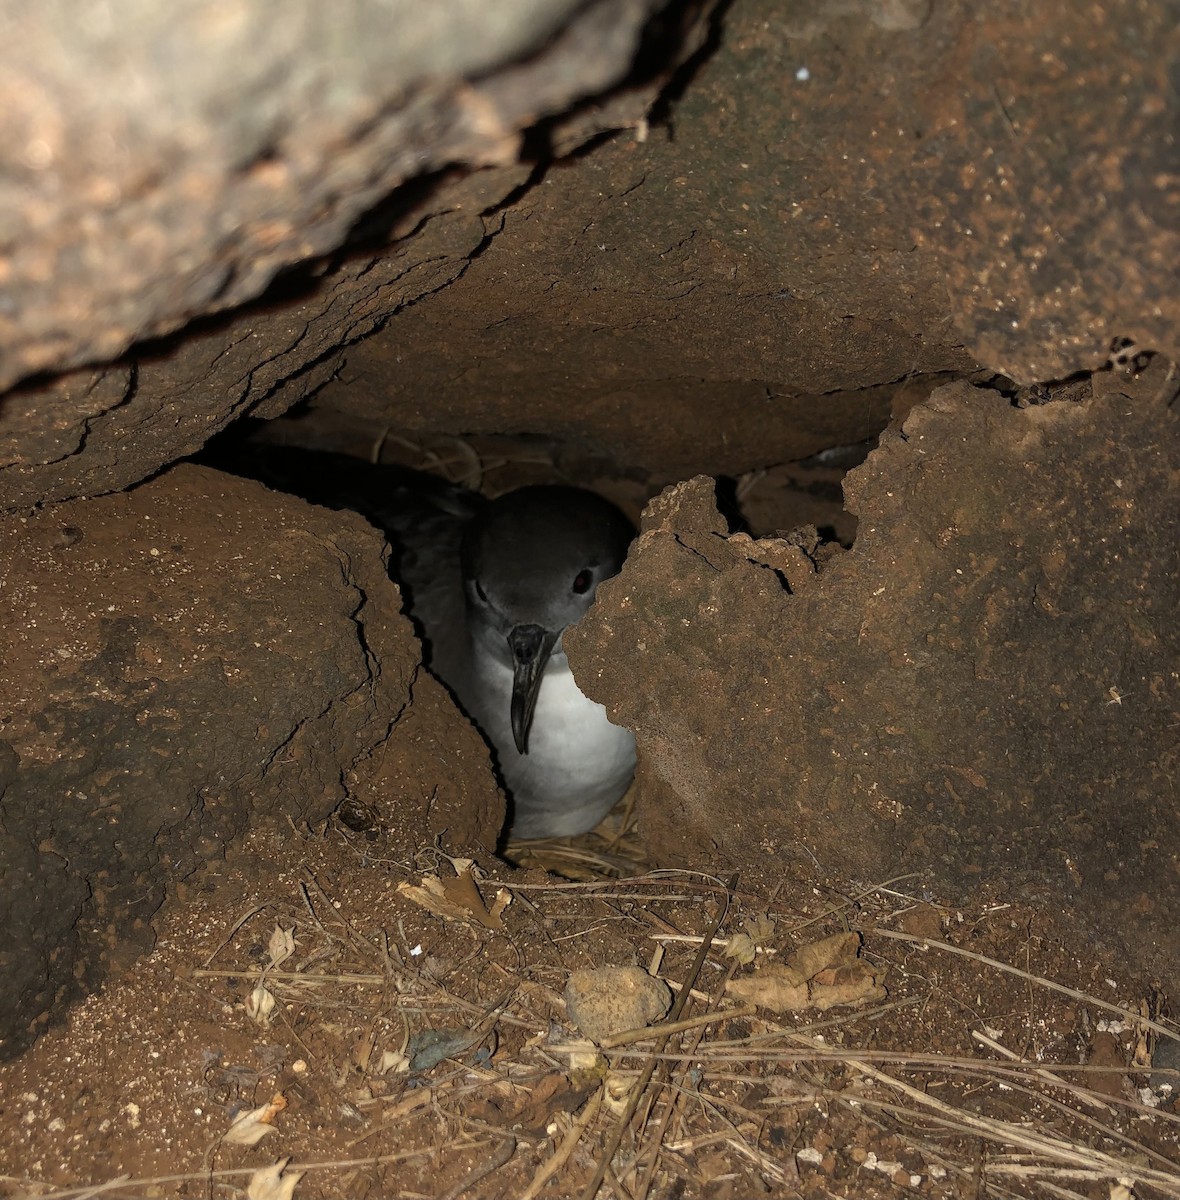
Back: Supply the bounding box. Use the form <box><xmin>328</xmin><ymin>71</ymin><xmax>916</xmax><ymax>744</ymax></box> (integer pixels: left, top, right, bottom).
<box><xmin>564</xmin><ymin>966</ymin><xmax>671</xmax><ymax>1043</ymax></box>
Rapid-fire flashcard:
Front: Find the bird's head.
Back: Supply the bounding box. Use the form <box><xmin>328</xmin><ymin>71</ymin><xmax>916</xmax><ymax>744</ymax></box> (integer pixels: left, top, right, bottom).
<box><xmin>460</xmin><ymin>485</ymin><xmax>634</xmax><ymax>753</ymax></box>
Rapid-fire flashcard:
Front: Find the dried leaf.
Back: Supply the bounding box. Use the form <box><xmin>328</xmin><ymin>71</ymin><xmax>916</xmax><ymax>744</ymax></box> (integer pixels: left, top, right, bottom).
<box><xmin>727</xmin><ymin>965</ymin><xmax>810</xmax><ymax>1012</ymax></box>
<box><xmin>247</xmin><ymin>1158</ymin><xmax>305</xmax><ymax>1200</ymax></box>
<box><xmin>603</xmin><ymin>1071</ymin><xmax>633</xmax><ymax>1115</ymax></box>
<box><xmin>246</xmin><ymin>983</ymin><xmax>277</xmax><ymax>1027</ymax></box>
<box><xmin>501</xmin><ymin>1072</ymin><xmax>595</xmax><ymax>1137</ymax></box>
<box><xmin>223</xmin><ymin>1114</ymin><xmax>273</xmax><ymax>1147</ymax></box>
<box><xmin>724</xmin><ymin>931</ymin><xmax>757</xmax><ymax>965</ymax></box>
<box><xmin>406</xmin><ymin>1027</ymin><xmax>480</xmax><ymax>1072</ymax></box>
<box><xmin>558</xmin><ymin>1039</ymin><xmax>601</xmax><ymax>1072</ymax></box>
<box><xmin>350</xmin><ymin>1027</ymin><xmax>376</xmax><ymax>1074</ymax></box>
<box><xmin>436</xmin><ymin>868</ymin><xmax>503</xmax><ymax>928</ymax></box>
<box><xmin>488</xmin><ymin>887</ymin><xmax>513</xmax><ymax>924</ymax></box>
<box><xmin>377</xmin><ymin>1049</ymin><xmax>411</xmax><ymax>1075</ymax></box>
<box><xmin>267</xmin><ymin>926</ymin><xmax>295</xmax><ymax>968</ymax></box>
<box><xmin>789</xmin><ymin>931</ymin><xmax>860</xmax><ymax>980</ymax></box>
<box><xmin>1087</xmin><ymin>1031</ymin><xmax>1130</xmax><ymax>1100</ymax></box>
<box><xmin>725</xmin><ymin>931</ymin><xmax>886</xmax><ymax>1013</ymax></box>
<box><xmin>1133</xmin><ymin>998</ymin><xmax>1152</xmax><ymax>1070</ymax></box>
<box><xmin>397</xmin><ymin>863</ymin><xmax>507</xmax><ymax>930</ymax></box>
<box><xmin>223</xmin><ymin>1094</ymin><xmax>287</xmax><ymax>1146</ymax></box>
<box><xmin>726</xmin><ymin>912</ymin><xmax>777</xmax><ymax>964</ymax></box>
<box><xmin>809</xmin><ymin>961</ymin><xmax>887</xmax><ymax>1010</ymax></box>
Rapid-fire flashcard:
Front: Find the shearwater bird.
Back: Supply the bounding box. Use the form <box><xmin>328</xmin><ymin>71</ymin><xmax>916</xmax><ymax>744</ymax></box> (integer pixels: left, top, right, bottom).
<box><xmin>206</xmin><ymin>441</ymin><xmax>637</xmax><ymax>839</ymax></box>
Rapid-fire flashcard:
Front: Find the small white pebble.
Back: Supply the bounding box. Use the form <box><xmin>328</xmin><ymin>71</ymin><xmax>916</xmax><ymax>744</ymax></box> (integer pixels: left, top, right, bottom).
<box><xmin>796</xmin><ymin>1147</ymin><xmax>824</xmax><ymax>1165</ymax></box>
<box><xmin>795</xmin><ymin>66</ymin><xmax>810</xmax><ymax>81</ymax></box>
<box><xmin>292</xmin><ymin>1059</ymin><xmax>308</xmax><ymax>1074</ymax></box>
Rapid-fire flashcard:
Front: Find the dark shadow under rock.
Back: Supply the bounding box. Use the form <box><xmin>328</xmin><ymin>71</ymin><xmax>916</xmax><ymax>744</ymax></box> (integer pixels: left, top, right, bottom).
<box><xmin>0</xmin><ymin>464</ymin><xmax>501</xmax><ymax>1055</ymax></box>
<box><xmin>568</xmin><ymin>366</ymin><xmax>1180</xmax><ymax>979</ymax></box>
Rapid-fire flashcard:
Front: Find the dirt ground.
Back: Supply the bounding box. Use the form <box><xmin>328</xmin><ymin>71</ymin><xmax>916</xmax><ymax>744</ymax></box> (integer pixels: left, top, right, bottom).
<box><xmin>5</xmin><ymin>399</ymin><xmax>1179</xmax><ymax>1199</ymax></box>
<box><xmin>2</xmin><ymin>807</ymin><xmax>1178</xmax><ymax>1200</ymax></box>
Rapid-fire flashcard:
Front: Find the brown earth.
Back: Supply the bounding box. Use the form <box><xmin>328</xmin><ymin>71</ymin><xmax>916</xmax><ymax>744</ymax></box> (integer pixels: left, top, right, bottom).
<box><xmin>1</xmin><ymin>816</ymin><xmax>1178</xmax><ymax>1199</ymax></box>
<box><xmin>1</xmin><ymin>1</ymin><xmax>1178</xmax><ymax>1192</ymax></box>
<box><xmin>568</xmin><ymin>365</ymin><xmax>1180</xmax><ymax>989</ymax></box>
<box><xmin>0</xmin><ymin>464</ymin><xmax>501</xmax><ymax>1058</ymax></box>
<box><xmin>3</xmin><ymin>368</ymin><xmax>1179</xmax><ymax>1196</ymax></box>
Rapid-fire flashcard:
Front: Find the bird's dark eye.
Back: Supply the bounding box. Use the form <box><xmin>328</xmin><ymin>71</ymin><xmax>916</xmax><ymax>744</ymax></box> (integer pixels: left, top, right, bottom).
<box><xmin>474</xmin><ymin>579</ymin><xmax>488</xmax><ymax>603</ymax></box>
<box><xmin>572</xmin><ymin>569</ymin><xmax>593</xmax><ymax>594</ymax></box>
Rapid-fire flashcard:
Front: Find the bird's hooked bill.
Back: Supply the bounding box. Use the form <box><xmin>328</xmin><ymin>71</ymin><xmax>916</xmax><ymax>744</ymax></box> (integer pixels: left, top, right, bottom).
<box><xmin>508</xmin><ymin>623</ymin><xmax>559</xmax><ymax>755</ymax></box>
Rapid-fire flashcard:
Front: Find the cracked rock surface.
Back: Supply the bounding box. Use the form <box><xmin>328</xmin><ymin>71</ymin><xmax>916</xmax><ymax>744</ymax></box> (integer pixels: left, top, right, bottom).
<box><xmin>568</xmin><ymin>367</ymin><xmax>1180</xmax><ymax>980</ymax></box>
<box><xmin>0</xmin><ymin>464</ymin><xmax>501</xmax><ymax>1053</ymax></box>
<box><xmin>0</xmin><ymin>0</ymin><xmax>680</xmax><ymax>392</ymax></box>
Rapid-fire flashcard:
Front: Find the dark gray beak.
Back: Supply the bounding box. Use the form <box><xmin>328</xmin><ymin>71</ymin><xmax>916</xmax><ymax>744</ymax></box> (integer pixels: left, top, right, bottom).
<box><xmin>508</xmin><ymin>623</ymin><xmax>559</xmax><ymax>754</ymax></box>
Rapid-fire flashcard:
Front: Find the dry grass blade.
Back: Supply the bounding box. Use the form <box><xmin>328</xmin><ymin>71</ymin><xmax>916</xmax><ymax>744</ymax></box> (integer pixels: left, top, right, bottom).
<box><xmin>599</xmin><ymin>1004</ymin><xmax>757</xmax><ymax>1050</ymax></box>
<box><xmin>54</xmin><ymin>1179</ymin><xmax>132</xmax><ymax>1200</ymax></box>
<box><xmin>786</xmin><ymin>873</ymin><xmax>926</xmax><ymax>934</ymax></box>
<box><xmin>437</xmin><ymin>1136</ymin><xmax>517</xmax><ymax>1200</ymax></box>
<box><xmin>16</xmin><ymin>832</ymin><xmax>1180</xmax><ymax>1200</ymax></box>
<box><xmin>200</xmin><ymin>903</ymin><xmax>269</xmax><ymax>968</ymax></box>
<box><xmin>520</xmin><ymin>1088</ymin><xmax>604</xmax><ymax>1200</ymax></box>
<box><xmin>578</xmin><ymin>873</ymin><xmax>739</xmax><ymax>1200</ymax></box>
<box><xmin>972</xmin><ymin>1027</ymin><xmax>1114</xmax><ymax>1113</ymax></box>
<box><xmin>190</xmin><ymin>969</ymin><xmax>384</xmax><ymax>985</ymax></box>
<box><xmin>5</xmin><ymin>1151</ymin><xmax>437</xmax><ymax>1199</ymax></box>
<box><xmin>806</xmin><ymin>1044</ymin><xmax>1180</xmax><ymax>1195</ymax></box>
<box><xmin>628</xmin><ymin>959</ymin><xmax>748</xmax><ymax>1200</ymax></box>
<box><xmin>870</xmin><ymin>927</ymin><xmax>1180</xmax><ymax>1042</ymax></box>
<box><xmin>505</xmin><ymin>836</ymin><xmax>647</xmax><ymax>881</ymax></box>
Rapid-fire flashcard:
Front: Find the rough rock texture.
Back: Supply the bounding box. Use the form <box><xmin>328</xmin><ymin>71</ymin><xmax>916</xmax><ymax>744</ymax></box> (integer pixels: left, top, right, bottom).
<box><xmin>568</xmin><ymin>366</ymin><xmax>1180</xmax><ymax>978</ymax></box>
<box><xmin>0</xmin><ymin>168</ymin><xmax>530</xmax><ymax>511</ymax></box>
<box><xmin>313</xmin><ymin>0</ymin><xmax>1180</xmax><ymax>472</ymax></box>
<box><xmin>0</xmin><ymin>0</ymin><xmax>692</xmax><ymax>392</ymax></box>
<box><xmin>319</xmin><ymin>0</ymin><xmax>980</xmax><ymax>481</ymax></box>
<box><xmin>911</xmin><ymin>2</ymin><xmax>1180</xmax><ymax>382</ymax></box>
<box><xmin>6</xmin><ymin>1</ymin><xmax>1177</xmax><ymax>506</ymax></box>
<box><xmin>0</xmin><ymin>464</ymin><xmax>501</xmax><ymax>1054</ymax></box>
<box><xmin>564</xmin><ymin>966</ymin><xmax>673</xmax><ymax>1043</ymax></box>
<box><xmin>0</xmin><ymin>0</ymin><xmax>712</xmax><ymax>511</ymax></box>
<box><xmin>2</xmin><ymin>0</ymin><xmax>1178</xmax><ymax>1056</ymax></box>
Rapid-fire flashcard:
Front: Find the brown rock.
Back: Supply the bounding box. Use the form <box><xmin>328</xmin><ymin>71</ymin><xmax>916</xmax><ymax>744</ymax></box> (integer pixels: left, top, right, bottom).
<box><xmin>0</xmin><ymin>464</ymin><xmax>500</xmax><ymax>1054</ymax></box>
<box><xmin>568</xmin><ymin>371</ymin><xmax>1180</xmax><ymax>981</ymax></box>
<box><xmin>564</xmin><ymin>965</ymin><xmax>672</xmax><ymax>1043</ymax></box>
